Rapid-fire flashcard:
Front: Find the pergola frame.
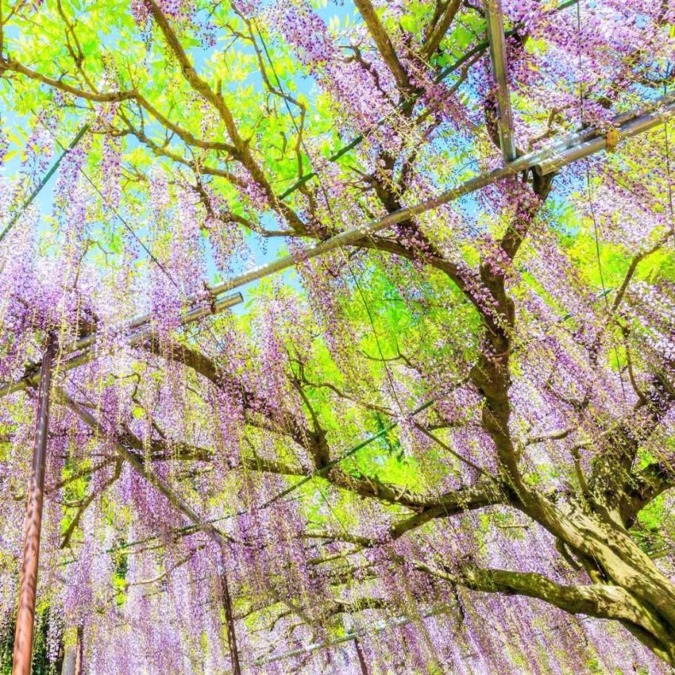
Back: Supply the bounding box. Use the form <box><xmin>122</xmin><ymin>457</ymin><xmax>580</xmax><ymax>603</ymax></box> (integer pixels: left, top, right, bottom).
<box><xmin>2</xmin><ymin>2</ymin><xmax>674</xmax><ymax>671</ymax></box>
<box><xmin>484</xmin><ymin>0</ymin><xmax>517</xmax><ymax>162</ymax></box>
<box><xmin>2</xmin><ymin>95</ymin><xmax>672</xmax><ymax>403</ymax></box>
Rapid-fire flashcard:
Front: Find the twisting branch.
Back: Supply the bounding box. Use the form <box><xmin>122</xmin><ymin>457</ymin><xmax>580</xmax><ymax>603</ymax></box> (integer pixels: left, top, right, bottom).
<box><xmin>57</xmin><ymin>389</ymin><xmax>233</xmax><ymax>546</ymax></box>
<box><xmin>60</xmin><ymin>459</ymin><xmax>122</xmax><ymax>549</ymax></box>
<box><xmin>144</xmin><ymin>0</ymin><xmax>306</xmax><ymax>233</ymax></box>
<box><xmin>610</xmin><ymin>231</ymin><xmax>672</xmax><ymax>314</ymax></box>
<box><xmin>412</xmin><ymin>559</ymin><xmax>675</xmax><ymax>661</ymax></box>
<box><xmin>422</xmin><ymin>0</ymin><xmax>462</xmax><ymax>60</ymax></box>
<box><xmin>353</xmin><ymin>0</ymin><xmax>411</xmax><ymax>93</ymax></box>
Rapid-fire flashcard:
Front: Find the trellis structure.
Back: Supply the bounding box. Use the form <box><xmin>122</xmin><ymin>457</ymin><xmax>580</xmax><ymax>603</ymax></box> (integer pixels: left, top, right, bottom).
<box><xmin>3</xmin><ymin>95</ymin><xmax>672</xmax><ymax>401</ymax></box>
<box><xmin>7</xmin><ymin>80</ymin><xmax>674</xmax><ymax>675</ymax></box>
<box><xmin>1</xmin><ymin>0</ymin><xmax>674</xmax><ymax>672</ymax></box>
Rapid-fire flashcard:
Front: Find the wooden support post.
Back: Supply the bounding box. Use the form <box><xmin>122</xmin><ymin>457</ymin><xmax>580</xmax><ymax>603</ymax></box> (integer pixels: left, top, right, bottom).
<box><xmin>12</xmin><ymin>335</ymin><xmax>56</xmax><ymax>675</ymax></box>
<box><xmin>74</xmin><ymin>626</ymin><xmax>84</xmax><ymax>675</ymax></box>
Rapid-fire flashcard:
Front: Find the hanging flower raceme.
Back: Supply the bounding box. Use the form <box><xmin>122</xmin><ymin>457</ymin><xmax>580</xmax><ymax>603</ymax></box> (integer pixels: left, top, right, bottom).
<box><xmin>270</xmin><ymin>0</ymin><xmax>392</xmax><ymax>133</ymax></box>
<box><xmin>0</xmin><ymin>1</ymin><xmax>674</xmax><ymax>671</ymax></box>
<box><xmin>0</xmin><ymin>127</ymin><xmax>8</xmax><ymax>168</ymax></box>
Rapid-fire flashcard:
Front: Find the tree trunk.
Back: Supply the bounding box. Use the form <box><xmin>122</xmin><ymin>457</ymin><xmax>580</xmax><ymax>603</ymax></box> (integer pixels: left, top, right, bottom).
<box><xmin>522</xmin><ymin>493</ymin><xmax>675</xmax><ymax>664</ymax></box>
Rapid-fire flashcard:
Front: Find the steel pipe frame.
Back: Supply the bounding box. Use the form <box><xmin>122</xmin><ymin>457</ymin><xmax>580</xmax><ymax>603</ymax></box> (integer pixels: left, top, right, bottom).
<box><xmin>535</xmin><ymin>98</ymin><xmax>675</xmax><ymax>174</ymax></box>
<box><xmin>249</xmin><ymin>606</ymin><xmax>454</xmax><ymax>669</ymax></box>
<box><xmin>484</xmin><ymin>0</ymin><xmax>518</xmax><ymax>162</ymax></box>
<box><xmin>12</xmin><ymin>336</ymin><xmax>55</xmax><ymax>675</ymax></box>
<box><xmin>0</xmin><ymin>94</ymin><xmax>672</xmax><ymax>403</ymax></box>
<box><xmin>0</xmin><ymin>292</ymin><xmax>244</xmax><ymax>399</ymax></box>
<box><xmin>2</xmin><ymin>10</ymin><xmax>669</xmax><ymax>671</ymax></box>
<box><xmin>2</xmin><ymin>94</ymin><xmax>670</xmax><ymax>675</ymax></box>
<box><xmin>244</xmin><ymin>594</ymin><xmax>592</xmax><ymax>669</ymax></box>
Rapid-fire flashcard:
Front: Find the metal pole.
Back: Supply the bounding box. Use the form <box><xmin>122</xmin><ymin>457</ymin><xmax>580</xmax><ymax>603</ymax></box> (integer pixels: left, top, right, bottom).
<box><xmin>60</xmin><ymin>625</ymin><xmax>83</xmax><ymax>675</ymax></box>
<box><xmin>0</xmin><ymin>292</ymin><xmax>244</xmax><ymax>399</ymax></box>
<box><xmin>57</xmin><ymin>96</ymin><xmax>675</xmax><ymax>318</ymax></box>
<box><xmin>12</xmin><ymin>334</ymin><xmax>56</xmax><ymax>675</ymax></box>
<box><xmin>74</xmin><ymin>626</ymin><xmax>83</xmax><ymax>675</ymax></box>
<box><xmin>354</xmin><ymin>637</ymin><xmax>369</xmax><ymax>675</ymax></box>
<box><xmin>217</xmin><ymin>545</ymin><xmax>242</xmax><ymax>675</ymax></box>
<box><xmin>0</xmin><ymin>94</ymin><xmax>672</xmax><ymax>402</ymax></box>
<box><xmin>534</xmin><ymin>100</ymin><xmax>675</xmax><ymax>175</ymax></box>
<box><xmin>484</xmin><ymin>0</ymin><xmax>517</xmax><ymax>162</ymax></box>
<box><xmin>282</xmin><ymin>1</ymin><xmax>580</xmax><ymax>199</ymax></box>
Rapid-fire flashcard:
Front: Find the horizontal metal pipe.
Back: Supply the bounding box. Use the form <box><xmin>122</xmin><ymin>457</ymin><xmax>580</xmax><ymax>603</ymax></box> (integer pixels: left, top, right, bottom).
<box><xmin>534</xmin><ymin>96</ymin><xmax>675</xmax><ymax>175</ymax></box>
<box><xmin>71</xmin><ymin>291</ymin><xmax>244</xmax><ymax>353</ymax></box>
<box><xmin>137</xmin><ymin>93</ymin><xmax>675</xmax><ymax>302</ymax></box>
<box><xmin>0</xmin><ymin>293</ymin><xmax>243</xmax><ymax>398</ymax></box>
<box><xmin>250</xmin><ymin>606</ymin><xmax>454</xmax><ymax>668</ymax></box>
<box><xmin>1</xmin><ymin>95</ymin><xmax>671</xmax><ymax>400</ymax></box>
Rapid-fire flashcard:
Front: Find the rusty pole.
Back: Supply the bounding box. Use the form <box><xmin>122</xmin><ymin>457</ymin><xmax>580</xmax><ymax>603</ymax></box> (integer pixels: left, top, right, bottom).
<box><xmin>12</xmin><ymin>335</ymin><xmax>56</xmax><ymax>675</ymax></box>
<box><xmin>74</xmin><ymin>625</ymin><xmax>83</xmax><ymax>675</ymax></box>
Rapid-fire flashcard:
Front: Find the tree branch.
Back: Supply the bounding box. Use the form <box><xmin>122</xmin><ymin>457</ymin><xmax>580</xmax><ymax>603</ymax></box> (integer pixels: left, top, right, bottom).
<box><xmin>353</xmin><ymin>0</ymin><xmax>411</xmax><ymax>92</ymax></box>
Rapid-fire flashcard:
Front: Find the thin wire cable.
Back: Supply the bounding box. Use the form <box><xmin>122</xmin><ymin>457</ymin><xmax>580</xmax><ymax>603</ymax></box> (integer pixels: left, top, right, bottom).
<box><xmin>585</xmin><ymin>166</ymin><xmax>628</xmax><ymax>404</ymax></box>
<box><xmin>253</xmin><ymin>18</ymin><xmax>408</xmax><ymax>422</ymax></box>
<box><xmin>42</xmin><ymin>121</ymin><xmax>233</xmax><ymax>362</ymax></box>
<box><xmin>0</xmin><ymin>123</ymin><xmax>89</xmax><ymax>245</ymax></box>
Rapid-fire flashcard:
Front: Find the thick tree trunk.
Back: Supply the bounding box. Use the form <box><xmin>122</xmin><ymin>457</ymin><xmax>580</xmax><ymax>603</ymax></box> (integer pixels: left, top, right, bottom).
<box><xmin>520</xmin><ymin>495</ymin><xmax>675</xmax><ymax>665</ymax></box>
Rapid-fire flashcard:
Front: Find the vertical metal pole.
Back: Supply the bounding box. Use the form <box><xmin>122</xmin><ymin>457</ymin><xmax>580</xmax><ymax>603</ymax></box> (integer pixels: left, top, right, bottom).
<box><xmin>74</xmin><ymin>626</ymin><xmax>83</xmax><ymax>675</ymax></box>
<box><xmin>354</xmin><ymin>637</ymin><xmax>369</xmax><ymax>675</ymax></box>
<box><xmin>60</xmin><ymin>625</ymin><xmax>83</xmax><ymax>675</ymax></box>
<box><xmin>485</xmin><ymin>0</ymin><xmax>517</xmax><ymax>162</ymax></box>
<box><xmin>217</xmin><ymin>544</ymin><xmax>241</xmax><ymax>675</ymax></box>
<box><xmin>12</xmin><ymin>335</ymin><xmax>56</xmax><ymax>675</ymax></box>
